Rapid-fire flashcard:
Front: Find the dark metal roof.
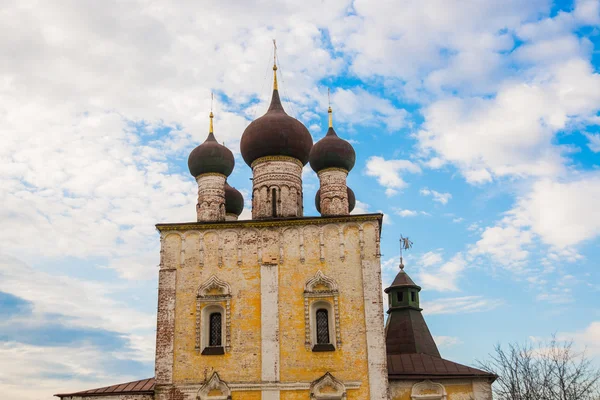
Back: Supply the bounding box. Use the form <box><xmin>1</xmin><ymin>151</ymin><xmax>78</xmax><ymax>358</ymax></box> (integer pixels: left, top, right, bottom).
<box><xmin>240</xmin><ymin>89</ymin><xmax>313</xmax><ymax>166</ymax></box>
<box><xmin>309</xmin><ymin>126</ymin><xmax>356</xmax><ymax>172</ymax></box>
<box><xmin>225</xmin><ymin>182</ymin><xmax>244</xmax><ymax>216</ymax></box>
<box><xmin>385</xmin><ymin>270</ymin><xmax>421</xmax><ymax>292</ymax></box>
<box><xmin>388</xmin><ymin>353</ymin><xmax>496</xmax><ymax>380</ymax></box>
<box><xmin>385</xmin><ymin>308</ymin><xmax>440</xmax><ymax>357</ymax></box>
<box><xmin>188</xmin><ymin>131</ymin><xmax>235</xmax><ymax>177</ymax></box>
<box><xmin>55</xmin><ymin>378</ymin><xmax>155</xmax><ymax>397</ymax></box>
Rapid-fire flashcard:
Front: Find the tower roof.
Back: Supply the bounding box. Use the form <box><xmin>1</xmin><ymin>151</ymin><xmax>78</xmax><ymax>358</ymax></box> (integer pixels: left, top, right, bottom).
<box><xmin>309</xmin><ymin>105</ymin><xmax>356</xmax><ymax>172</ymax></box>
<box><xmin>240</xmin><ymin>64</ymin><xmax>313</xmax><ymax>166</ymax></box>
<box><xmin>385</xmin><ymin>269</ymin><xmax>421</xmax><ymax>292</ymax></box>
<box><xmin>385</xmin><ymin>264</ymin><xmax>440</xmax><ymax>358</ymax></box>
<box><xmin>188</xmin><ymin>112</ymin><xmax>235</xmax><ymax>177</ymax></box>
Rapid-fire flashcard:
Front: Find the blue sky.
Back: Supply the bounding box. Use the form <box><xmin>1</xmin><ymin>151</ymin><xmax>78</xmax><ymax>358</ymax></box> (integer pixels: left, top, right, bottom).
<box><xmin>1</xmin><ymin>0</ymin><xmax>600</xmax><ymax>398</ymax></box>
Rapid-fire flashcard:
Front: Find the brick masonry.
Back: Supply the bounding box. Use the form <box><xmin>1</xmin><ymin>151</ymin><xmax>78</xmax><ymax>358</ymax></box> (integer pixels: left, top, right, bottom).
<box><xmin>317</xmin><ymin>168</ymin><xmax>349</xmax><ymax>216</ymax></box>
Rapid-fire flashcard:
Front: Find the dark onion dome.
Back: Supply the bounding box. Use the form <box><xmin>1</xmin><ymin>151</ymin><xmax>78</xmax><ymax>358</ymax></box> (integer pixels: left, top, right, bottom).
<box><xmin>309</xmin><ymin>125</ymin><xmax>356</xmax><ymax>173</ymax></box>
<box><xmin>224</xmin><ymin>182</ymin><xmax>244</xmax><ymax>216</ymax></box>
<box><xmin>188</xmin><ymin>113</ymin><xmax>235</xmax><ymax>177</ymax></box>
<box><xmin>315</xmin><ymin>187</ymin><xmax>356</xmax><ymax>214</ymax></box>
<box><xmin>240</xmin><ymin>70</ymin><xmax>313</xmax><ymax>166</ymax></box>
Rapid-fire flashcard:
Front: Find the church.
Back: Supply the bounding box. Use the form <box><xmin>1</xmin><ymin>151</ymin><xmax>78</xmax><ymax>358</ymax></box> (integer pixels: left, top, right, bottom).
<box><xmin>56</xmin><ymin>58</ymin><xmax>496</xmax><ymax>400</ymax></box>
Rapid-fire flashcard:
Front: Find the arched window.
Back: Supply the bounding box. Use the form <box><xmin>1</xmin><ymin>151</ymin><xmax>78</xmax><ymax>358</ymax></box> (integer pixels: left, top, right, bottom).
<box><xmin>209</xmin><ymin>312</ymin><xmax>222</xmax><ymax>346</ymax></box>
<box><xmin>316</xmin><ymin>309</ymin><xmax>330</xmax><ymax>344</ymax></box>
<box><xmin>271</xmin><ymin>188</ymin><xmax>277</xmax><ymax>217</ymax></box>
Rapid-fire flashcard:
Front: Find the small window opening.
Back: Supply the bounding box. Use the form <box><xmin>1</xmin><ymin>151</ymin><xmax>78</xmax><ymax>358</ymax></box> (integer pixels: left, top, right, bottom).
<box><xmin>411</xmin><ymin>292</ymin><xmax>416</xmax><ymax>302</ymax></box>
<box><xmin>209</xmin><ymin>312</ymin><xmax>222</xmax><ymax>346</ymax></box>
<box><xmin>316</xmin><ymin>309</ymin><xmax>330</xmax><ymax>344</ymax></box>
<box><xmin>397</xmin><ymin>292</ymin><xmax>403</xmax><ymax>302</ymax></box>
<box><xmin>271</xmin><ymin>188</ymin><xmax>277</xmax><ymax>217</ymax></box>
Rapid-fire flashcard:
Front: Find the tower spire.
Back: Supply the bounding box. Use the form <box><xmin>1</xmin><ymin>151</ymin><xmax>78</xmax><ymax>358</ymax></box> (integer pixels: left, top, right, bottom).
<box><xmin>272</xmin><ymin>39</ymin><xmax>278</xmax><ymax>91</ymax></box>
<box><xmin>209</xmin><ymin>92</ymin><xmax>214</xmax><ymax>134</ymax></box>
<box><xmin>328</xmin><ymin>88</ymin><xmax>333</xmax><ymax>128</ymax></box>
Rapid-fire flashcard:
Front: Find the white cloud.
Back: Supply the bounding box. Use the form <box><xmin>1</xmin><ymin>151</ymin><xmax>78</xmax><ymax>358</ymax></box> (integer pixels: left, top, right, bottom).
<box><xmin>470</xmin><ymin>222</ymin><xmax>533</xmax><ymax>268</ymax></box>
<box><xmin>351</xmin><ymin>200</ymin><xmax>371</xmax><ymax>214</ymax></box>
<box><xmin>420</xmin><ymin>251</ymin><xmax>444</xmax><ymax>267</ymax></box>
<box><xmin>511</xmin><ymin>175</ymin><xmax>600</xmax><ymax>248</ymax></box>
<box><xmin>420</xmin><ymin>188</ymin><xmax>452</xmax><ymax>204</ymax></box>
<box><xmin>434</xmin><ymin>335</ymin><xmax>463</xmax><ymax>348</ymax></box>
<box><xmin>418</xmin><ymin>253</ymin><xmax>466</xmax><ymax>292</ymax></box>
<box><xmin>423</xmin><ymin>296</ymin><xmax>504</xmax><ymax>315</ymax></box>
<box><xmin>330</xmin><ymin>88</ymin><xmax>408</xmax><ymax>131</ymax></box>
<box><xmin>365</xmin><ymin>156</ymin><xmax>421</xmax><ymax>196</ymax></box>
<box><xmin>0</xmin><ymin>255</ymin><xmax>155</xmax><ymax>356</ymax></box>
<box><xmin>0</xmin><ymin>342</ymin><xmax>148</xmax><ymax>400</ymax></box>
<box><xmin>560</xmin><ymin>321</ymin><xmax>600</xmax><ymax>356</ymax></box>
<box><xmin>394</xmin><ymin>209</ymin><xmax>418</xmax><ymax>217</ymax></box>
<box><xmin>584</xmin><ymin>132</ymin><xmax>600</xmax><ymax>152</ymax></box>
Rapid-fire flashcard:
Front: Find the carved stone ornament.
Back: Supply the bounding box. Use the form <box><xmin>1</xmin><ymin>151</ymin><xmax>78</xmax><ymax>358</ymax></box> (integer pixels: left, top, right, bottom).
<box><xmin>197</xmin><ymin>372</ymin><xmax>231</xmax><ymax>400</ymax></box>
<box><xmin>304</xmin><ymin>270</ymin><xmax>341</xmax><ymax>349</ymax></box>
<box><xmin>310</xmin><ymin>372</ymin><xmax>347</xmax><ymax>399</ymax></box>
<box><xmin>411</xmin><ymin>380</ymin><xmax>447</xmax><ymax>400</ymax></box>
<box><xmin>305</xmin><ymin>270</ymin><xmax>338</xmax><ymax>294</ymax></box>
<box><xmin>198</xmin><ymin>275</ymin><xmax>231</xmax><ymax>298</ymax></box>
<box><xmin>196</xmin><ymin>276</ymin><xmax>232</xmax><ymax>352</ymax></box>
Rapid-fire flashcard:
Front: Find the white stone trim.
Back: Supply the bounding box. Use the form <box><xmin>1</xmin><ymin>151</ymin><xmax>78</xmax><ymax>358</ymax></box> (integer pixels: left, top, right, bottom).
<box><xmin>197</xmin><ymin>372</ymin><xmax>231</xmax><ymax>400</ymax></box>
<box><xmin>304</xmin><ymin>271</ymin><xmax>341</xmax><ymax>349</ymax></box>
<box><xmin>411</xmin><ymin>380</ymin><xmax>447</xmax><ymax>400</ymax></box>
<box><xmin>261</xmin><ymin>263</ymin><xmax>279</xmax><ymax>383</ymax></box>
<box><xmin>310</xmin><ymin>372</ymin><xmax>347</xmax><ymax>399</ymax></box>
<box><xmin>196</xmin><ymin>276</ymin><xmax>232</xmax><ymax>353</ymax></box>
<box><xmin>361</xmin><ymin>258</ymin><xmax>389</xmax><ymax>400</ymax></box>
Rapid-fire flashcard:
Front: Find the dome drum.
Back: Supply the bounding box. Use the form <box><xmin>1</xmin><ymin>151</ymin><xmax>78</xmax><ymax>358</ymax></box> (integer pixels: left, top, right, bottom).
<box><xmin>315</xmin><ymin>186</ymin><xmax>356</xmax><ymax>216</ymax></box>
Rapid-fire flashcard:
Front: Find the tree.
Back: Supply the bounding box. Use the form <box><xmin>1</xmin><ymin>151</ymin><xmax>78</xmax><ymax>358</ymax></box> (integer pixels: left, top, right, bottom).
<box><xmin>478</xmin><ymin>336</ymin><xmax>600</xmax><ymax>400</ymax></box>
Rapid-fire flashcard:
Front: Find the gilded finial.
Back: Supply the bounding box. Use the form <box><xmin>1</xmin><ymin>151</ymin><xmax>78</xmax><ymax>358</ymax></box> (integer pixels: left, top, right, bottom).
<box><xmin>273</xmin><ymin>39</ymin><xmax>278</xmax><ymax>91</ymax></box>
<box><xmin>209</xmin><ymin>92</ymin><xmax>214</xmax><ymax>133</ymax></box>
<box><xmin>328</xmin><ymin>88</ymin><xmax>333</xmax><ymax>128</ymax></box>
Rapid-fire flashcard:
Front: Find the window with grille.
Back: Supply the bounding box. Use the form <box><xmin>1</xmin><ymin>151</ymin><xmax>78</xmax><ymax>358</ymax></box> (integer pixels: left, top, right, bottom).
<box><xmin>209</xmin><ymin>312</ymin><xmax>222</xmax><ymax>346</ymax></box>
<box><xmin>316</xmin><ymin>309</ymin><xmax>330</xmax><ymax>344</ymax></box>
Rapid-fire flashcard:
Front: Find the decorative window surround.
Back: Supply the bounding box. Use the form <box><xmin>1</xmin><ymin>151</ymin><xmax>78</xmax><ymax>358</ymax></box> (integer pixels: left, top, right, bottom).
<box><xmin>411</xmin><ymin>380</ymin><xmax>447</xmax><ymax>400</ymax></box>
<box><xmin>197</xmin><ymin>372</ymin><xmax>231</xmax><ymax>400</ymax></box>
<box><xmin>196</xmin><ymin>276</ymin><xmax>231</xmax><ymax>353</ymax></box>
<box><xmin>304</xmin><ymin>270</ymin><xmax>341</xmax><ymax>350</ymax></box>
<box><xmin>310</xmin><ymin>372</ymin><xmax>347</xmax><ymax>399</ymax></box>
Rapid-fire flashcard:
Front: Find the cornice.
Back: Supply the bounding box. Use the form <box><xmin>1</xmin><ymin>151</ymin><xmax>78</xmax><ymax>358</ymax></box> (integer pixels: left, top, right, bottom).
<box><xmin>156</xmin><ymin>213</ymin><xmax>383</xmax><ymax>233</ymax></box>
<box><xmin>251</xmin><ymin>155</ymin><xmax>303</xmax><ymax>169</ymax></box>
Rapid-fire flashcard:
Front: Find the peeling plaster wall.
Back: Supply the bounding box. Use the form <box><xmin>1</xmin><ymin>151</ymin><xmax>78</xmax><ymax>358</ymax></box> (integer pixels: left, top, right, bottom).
<box><xmin>60</xmin><ymin>395</ymin><xmax>153</xmax><ymax>400</ymax></box>
<box><xmin>389</xmin><ymin>379</ymin><xmax>493</xmax><ymax>400</ymax></box>
<box><xmin>155</xmin><ymin>215</ymin><xmax>385</xmax><ymax>399</ymax></box>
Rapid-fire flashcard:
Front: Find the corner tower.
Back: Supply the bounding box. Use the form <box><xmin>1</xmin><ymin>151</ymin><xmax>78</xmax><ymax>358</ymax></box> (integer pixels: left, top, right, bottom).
<box><xmin>240</xmin><ymin>58</ymin><xmax>313</xmax><ymax>219</ymax></box>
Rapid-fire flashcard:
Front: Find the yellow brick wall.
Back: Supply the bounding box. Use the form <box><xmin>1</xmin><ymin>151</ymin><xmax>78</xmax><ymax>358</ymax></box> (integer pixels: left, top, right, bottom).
<box><xmin>277</xmin><ymin>224</ymin><xmax>370</xmax><ymax>399</ymax></box>
<box><xmin>159</xmin><ymin>217</ymin><xmax>382</xmax><ymax>398</ymax></box>
<box><xmin>171</xmin><ymin>230</ymin><xmax>262</xmax><ymax>383</ymax></box>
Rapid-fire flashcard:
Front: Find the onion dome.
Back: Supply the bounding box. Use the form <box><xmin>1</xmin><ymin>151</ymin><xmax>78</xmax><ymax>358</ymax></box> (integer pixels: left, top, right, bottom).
<box><xmin>240</xmin><ymin>64</ymin><xmax>313</xmax><ymax>166</ymax></box>
<box><xmin>309</xmin><ymin>106</ymin><xmax>356</xmax><ymax>173</ymax></box>
<box><xmin>315</xmin><ymin>187</ymin><xmax>356</xmax><ymax>214</ymax></box>
<box><xmin>224</xmin><ymin>182</ymin><xmax>244</xmax><ymax>216</ymax></box>
<box><xmin>188</xmin><ymin>112</ymin><xmax>235</xmax><ymax>177</ymax></box>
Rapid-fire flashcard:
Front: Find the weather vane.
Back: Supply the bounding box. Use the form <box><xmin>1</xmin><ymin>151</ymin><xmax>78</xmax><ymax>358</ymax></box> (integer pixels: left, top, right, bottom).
<box><xmin>399</xmin><ymin>235</ymin><xmax>413</xmax><ymax>270</ymax></box>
